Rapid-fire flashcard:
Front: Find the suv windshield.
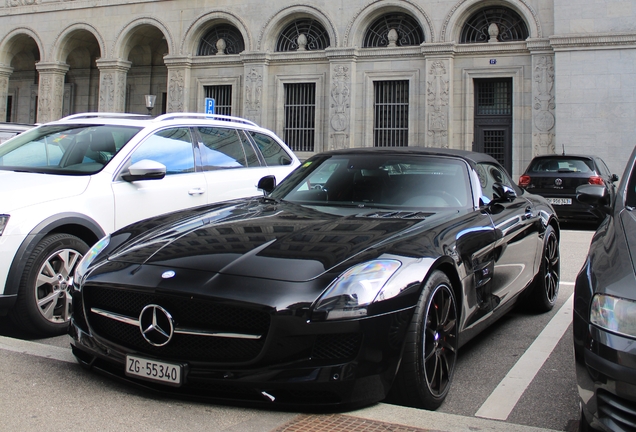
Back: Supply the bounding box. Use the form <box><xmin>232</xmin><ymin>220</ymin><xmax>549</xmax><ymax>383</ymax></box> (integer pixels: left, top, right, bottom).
<box><xmin>0</xmin><ymin>124</ymin><xmax>142</xmax><ymax>175</ymax></box>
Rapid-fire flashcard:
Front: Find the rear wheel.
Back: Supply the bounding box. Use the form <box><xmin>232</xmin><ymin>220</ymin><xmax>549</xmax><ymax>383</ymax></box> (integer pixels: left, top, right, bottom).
<box><xmin>10</xmin><ymin>233</ymin><xmax>88</xmax><ymax>337</ymax></box>
<box><xmin>391</xmin><ymin>271</ymin><xmax>458</xmax><ymax>410</ymax></box>
<box><xmin>529</xmin><ymin>225</ymin><xmax>560</xmax><ymax>312</ymax></box>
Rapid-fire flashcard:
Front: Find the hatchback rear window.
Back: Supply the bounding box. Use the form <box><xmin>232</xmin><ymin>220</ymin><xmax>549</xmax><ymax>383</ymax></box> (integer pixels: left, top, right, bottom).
<box><xmin>527</xmin><ymin>158</ymin><xmax>594</xmax><ymax>173</ymax></box>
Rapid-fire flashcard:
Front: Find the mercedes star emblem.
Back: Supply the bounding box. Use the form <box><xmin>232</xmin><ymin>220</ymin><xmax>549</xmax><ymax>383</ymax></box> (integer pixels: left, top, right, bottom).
<box><xmin>139</xmin><ymin>304</ymin><xmax>174</xmax><ymax>347</ymax></box>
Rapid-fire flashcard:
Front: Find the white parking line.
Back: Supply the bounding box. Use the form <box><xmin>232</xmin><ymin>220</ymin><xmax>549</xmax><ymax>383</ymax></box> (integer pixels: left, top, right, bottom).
<box><xmin>0</xmin><ymin>335</ymin><xmax>75</xmax><ymax>363</ymax></box>
<box><xmin>475</xmin><ymin>285</ymin><xmax>574</xmax><ymax>421</ymax></box>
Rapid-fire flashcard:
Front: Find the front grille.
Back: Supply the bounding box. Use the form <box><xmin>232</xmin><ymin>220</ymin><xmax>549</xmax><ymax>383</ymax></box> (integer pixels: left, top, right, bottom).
<box><xmin>83</xmin><ymin>285</ymin><xmax>270</xmax><ymax>363</ymax></box>
<box><xmin>598</xmin><ymin>389</ymin><xmax>636</xmax><ymax>431</ymax></box>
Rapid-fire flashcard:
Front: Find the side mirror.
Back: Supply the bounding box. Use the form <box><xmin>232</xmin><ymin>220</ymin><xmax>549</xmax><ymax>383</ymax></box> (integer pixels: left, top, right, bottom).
<box><xmin>257</xmin><ymin>175</ymin><xmax>276</xmax><ymax>194</ymax></box>
<box><xmin>491</xmin><ymin>182</ymin><xmax>517</xmax><ymax>203</ymax></box>
<box><xmin>576</xmin><ymin>184</ymin><xmax>610</xmax><ymax>207</ymax></box>
<box><xmin>122</xmin><ymin>159</ymin><xmax>166</xmax><ymax>182</ymax></box>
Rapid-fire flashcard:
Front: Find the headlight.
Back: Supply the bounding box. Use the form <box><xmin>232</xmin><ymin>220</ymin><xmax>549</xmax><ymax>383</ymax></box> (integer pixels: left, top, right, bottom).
<box><xmin>73</xmin><ymin>235</ymin><xmax>111</xmax><ymax>287</ymax></box>
<box><xmin>0</xmin><ymin>215</ymin><xmax>9</xmax><ymax>236</ymax></box>
<box><xmin>590</xmin><ymin>294</ymin><xmax>636</xmax><ymax>338</ymax></box>
<box><xmin>313</xmin><ymin>260</ymin><xmax>401</xmax><ymax>320</ymax></box>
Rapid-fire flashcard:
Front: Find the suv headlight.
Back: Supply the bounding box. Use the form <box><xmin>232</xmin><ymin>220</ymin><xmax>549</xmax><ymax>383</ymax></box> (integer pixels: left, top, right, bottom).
<box><xmin>74</xmin><ymin>235</ymin><xmax>111</xmax><ymax>287</ymax></box>
<box><xmin>590</xmin><ymin>294</ymin><xmax>636</xmax><ymax>338</ymax></box>
<box><xmin>0</xmin><ymin>215</ymin><xmax>9</xmax><ymax>236</ymax></box>
<box><xmin>313</xmin><ymin>260</ymin><xmax>402</xmax><ymax>320</ymax></box>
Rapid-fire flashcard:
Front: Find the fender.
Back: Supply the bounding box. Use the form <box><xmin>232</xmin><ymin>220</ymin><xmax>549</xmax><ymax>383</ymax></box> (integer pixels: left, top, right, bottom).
<box><xmin>2</xmin><ymin>212</ymin><xmax>106</xmax><ymax>300</ymax></box>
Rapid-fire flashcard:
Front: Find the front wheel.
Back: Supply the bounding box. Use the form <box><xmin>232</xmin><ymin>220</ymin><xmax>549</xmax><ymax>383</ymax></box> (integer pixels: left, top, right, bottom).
<box><xmin>390</xmin><ymin>270</ymin><xmax>458</xmax><ymax>410</ymax></box>
<box><xmin>10</xmin><ymin>233</ymin><xmax>88</xmax><ymax>337</ymax></box>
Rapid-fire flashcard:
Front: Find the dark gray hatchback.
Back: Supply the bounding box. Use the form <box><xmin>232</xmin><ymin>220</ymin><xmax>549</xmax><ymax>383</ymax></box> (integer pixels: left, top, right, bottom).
<box><xmin>518</xmin><ymin>154</ymin><xmax>618</xmax><ymax>225</ymax></box>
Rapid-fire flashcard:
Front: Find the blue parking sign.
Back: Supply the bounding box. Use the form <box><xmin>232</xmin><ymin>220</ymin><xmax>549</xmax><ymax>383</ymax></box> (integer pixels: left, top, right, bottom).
<box><xmin>205</xmin><ymin>98</ymin><xmax>215</xmax><ymax>114</ymax></box>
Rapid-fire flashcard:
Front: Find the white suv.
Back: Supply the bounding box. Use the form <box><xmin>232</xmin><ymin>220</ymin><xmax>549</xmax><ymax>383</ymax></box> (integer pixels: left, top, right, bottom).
<box><xmin>0</xmin><ymin>113</ymin><xmax>299</xmax><ymax>336</ymax></box>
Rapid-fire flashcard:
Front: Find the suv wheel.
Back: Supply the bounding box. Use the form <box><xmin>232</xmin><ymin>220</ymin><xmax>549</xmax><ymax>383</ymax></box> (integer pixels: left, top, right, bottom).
<box><xmin>10</xmin><ymin>234</ymin><xmax>88</xmax><ymax>336</ymax></box>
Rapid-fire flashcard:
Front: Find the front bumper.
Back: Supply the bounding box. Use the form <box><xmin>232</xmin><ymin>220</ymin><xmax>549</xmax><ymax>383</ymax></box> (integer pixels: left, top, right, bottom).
<box><xmin>573</xmin><ymin>311</ymin><xmax>636</xmax><ymax>431</ymax></box>
<box><xmin>69</xmin><ymin>305</ymin><xmax>413</xmax><ymax>410</ymax></box>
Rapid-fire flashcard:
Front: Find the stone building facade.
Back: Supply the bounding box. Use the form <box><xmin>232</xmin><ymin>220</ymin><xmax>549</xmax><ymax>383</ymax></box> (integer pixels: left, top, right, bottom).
<box><xmin>1</xmin><ymin>0</ymin><xmax>635</xmax><ymax>177</ymax></box>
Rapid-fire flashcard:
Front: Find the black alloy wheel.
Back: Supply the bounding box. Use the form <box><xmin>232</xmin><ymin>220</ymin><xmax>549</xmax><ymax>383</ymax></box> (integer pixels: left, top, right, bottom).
<box><xmin>390</xmin><ymin>270</ymin><xmax>458</xmax><ymax>410</ymax></box>
<box><xmin>529</xmin><ymin>225</ymin><xmax>560</xmax><ymax>312</ymax></box>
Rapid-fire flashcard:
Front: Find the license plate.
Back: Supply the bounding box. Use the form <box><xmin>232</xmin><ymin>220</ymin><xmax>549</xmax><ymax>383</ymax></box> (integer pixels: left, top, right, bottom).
<box><xmin>547</xmin><ymin>197</ymin><xmax>572</xmax><ymax>205</ymax></box>
<box><xmin>125</xmin><ymin>355</ymin><xmax>183</xmax><ymax>386</ymax></box>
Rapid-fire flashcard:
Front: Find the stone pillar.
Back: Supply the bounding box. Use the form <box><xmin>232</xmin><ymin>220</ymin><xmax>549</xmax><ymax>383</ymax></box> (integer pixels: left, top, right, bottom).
<box><xmin>164</xmin><ymin>56</ymin><xmax>192</xmax><ymax>113</ymax></box>
<box><xmin>528</xmin><ymin>39</ymin><xmax>556</xmax><ymax>156</ymax></box>
<box><xmin>326</xmin><ymin>48</ymin><xmax>357</xmax><ymax>150</ymax></box>
<box><xmin>422</xmin><ymin>43</ymin><xmax>455</xmax><ymax>149</ymax></box>
<box><xmin>96</xmin><ymin>59</ymin><xmax>131</xmax><ymax>113</ymax></box>
<box><xmin>241</xmin><ymin>52</ymin><xmax>270</xmax><ymax>125</ymax></box>
<box><xmin>0</xmin><ymin>65</ymin><xmax>13</xmax><ymax>122</ymax></box>
<box><xmin>35</xmin><ymin>62</ymin><xmax>69</xmax><ymax>123</ymax></box>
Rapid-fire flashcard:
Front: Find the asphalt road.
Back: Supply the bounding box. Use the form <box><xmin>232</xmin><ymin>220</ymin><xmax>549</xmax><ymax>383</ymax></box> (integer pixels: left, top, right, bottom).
<box><xmin>0</xmin><ymin>226</ymin><xmax>595</xmax><ymax>432</ymax></box>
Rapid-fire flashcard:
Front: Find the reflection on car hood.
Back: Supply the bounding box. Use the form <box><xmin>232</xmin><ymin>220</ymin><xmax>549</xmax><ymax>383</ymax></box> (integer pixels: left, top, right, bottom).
<box><xmin>108</xmin><ymin>201</ymin><xmax>451</xmax><ymax>282</ymax></box>
<box><xmin>620</xmin><ymin>209</ymin><xmax>636</xmax><ymax>285</ymax></box>
<box><xmin>0</xmin><ymin>171</ymin><xmax>90</xmax><ymax>212</ymax></box>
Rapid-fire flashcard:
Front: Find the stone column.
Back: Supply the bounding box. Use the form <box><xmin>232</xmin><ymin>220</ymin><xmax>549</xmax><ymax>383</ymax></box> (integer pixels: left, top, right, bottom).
<box><xmin>35</xmin><ymin>62</ymin><xmax>69</xmax><ymax>123</ymax></box>
<box><xmin>422</xmin><ymin>43</ymin><xmax>455</xmax><ymax>148</ymax></box>
<box><xmin>528</xmin><ymin>39</ymin><xmax>556</xmax><ymax>156</ymax></box>
<box><xmin>326</xmin><ymin>48</ymin><xmax>357</xmax><ymax>150</ymax></box>
<box><xmin>164</xmin><ymin>56</ymin><xmax>192</xmax><ymax>113</ymax></box>
<box><xmin>96</xmin><ymin>59</ymin><xmax>131</xmax><ymax>113</ymax></box>
<box><xmin>0</xmin><ymin>65</ymin><xmax>13</xmax><ymax>122</ymax></box>
<box><xmin>241</xmin><ymin>52</ymin><xmax>270</xmax><ymax>125</ymax></box>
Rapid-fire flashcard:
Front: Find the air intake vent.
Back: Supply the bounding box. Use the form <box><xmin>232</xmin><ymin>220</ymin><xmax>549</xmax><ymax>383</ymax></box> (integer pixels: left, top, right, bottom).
<box><xmin>364</xmin><ymin>211</ymin><xmax>433</xmax><ymax>219</ymax></box>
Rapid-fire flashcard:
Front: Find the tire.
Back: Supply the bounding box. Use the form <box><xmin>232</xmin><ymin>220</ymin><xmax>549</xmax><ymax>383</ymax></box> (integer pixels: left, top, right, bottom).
<box><xmin>528</xmin><ymin>225</ymin><xmax>560</xmax><ymax>312</ymax></box>
<box><xmin>390</xmin><ymin>270</ymin><xmax>458</xmax><ymax>410</ymax></box>
<box><xmin>9</xmin><ymin>233</ymin><xmax>88</xmax><ymax>337</ymax></box>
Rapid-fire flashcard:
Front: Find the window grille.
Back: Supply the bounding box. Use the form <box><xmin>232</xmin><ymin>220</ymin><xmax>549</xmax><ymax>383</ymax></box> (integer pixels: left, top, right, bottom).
<box><xmin>363</xmin><ymin>14</ymin><xmax>424</xmax><ymax>47</ymax></box>
<box><xmin>284</xmin><ymin>83</ymin><xmax>316</xmax><ymax>152</ymax></box>
<box><xmin>204</xmin><ymin>85</ymin><xmax>232</xmax><ymax>116</ymax></box>
<box><xmin>483</xmin><ymin>130</ymin><xmax>506</xmax><ymax>166</ymax></box>
<box><xmin>460</xmin><ymin>7</ymin><xmax>528</xmax><ymax>43</ymax></box>
<box><xmin>5</xmin><ymin>95</ymin><xmax>12</xmax><ymax>122</ymax></box>
<box><xmin>276</xmin><ymin>19</ymin><xmax>330</xmax><ymax>52</ymax></box>
<box><xmin>374</xmin><ymin>80</ymin><xmax>409</xmax><ymax>147</ymax></box>
<box><xmin>477</xmin><ymin>80</ymin><xmax>511</xmax><ymax>116</ymax></box>
<box><xmin>197</xmin><ymin>24</ymin><xmax>245</xmax><ymax>56</ymax></box>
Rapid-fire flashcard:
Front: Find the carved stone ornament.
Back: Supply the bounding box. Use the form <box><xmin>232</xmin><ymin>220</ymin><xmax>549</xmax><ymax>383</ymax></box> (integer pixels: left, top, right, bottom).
<box><xmin>168</xmin><ymin>70</ymin><xmax>185</xmax><ymax>113</ymax></box>
<box><xmin>387</xmin><ymin>29</ymin><xmax>398</xmax><ymax>48</ymax></box>
<box><xmin>100</xmin><ymin>73</ymin><xmax>115</xmax><ymax>112</ymax></box>
<box><xmin>297</xmin><ymin>34</ymin><xmax>308</xmax><ymax>51</ymax></box>
<box><xmin>427</xmin><ymin>61</ymin><xmax>449</xmax><ymax>148</ymax></box>
<box><xmin>488</xmin><ymin>23</ymin><xmax>499</xmax><ymax>43</ymax></box>
<box><xmin>216</xmin><ymin>38</ymin><xmax>226</xmax><ymax>55</ymax></box>
<box><xmin>533</xmin><ymin>55</ymin><xmax>556</xmax><ymax>154</ymax></box>
<box><xmin>245</xmin><ymin>68</ymin><xmax>262</xmax><ymax>112</ymax></box>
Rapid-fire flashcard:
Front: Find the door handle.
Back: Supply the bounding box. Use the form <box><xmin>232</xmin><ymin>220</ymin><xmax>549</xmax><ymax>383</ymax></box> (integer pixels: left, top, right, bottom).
<box><xmin>188</xmin><ymin>188</ymin><xmax>205</xmax><ymax>196</ymax></box>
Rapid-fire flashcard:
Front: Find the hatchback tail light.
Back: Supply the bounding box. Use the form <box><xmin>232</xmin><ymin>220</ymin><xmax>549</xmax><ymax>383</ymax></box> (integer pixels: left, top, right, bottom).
<box><xmin>588</xmin><ymin>176</ymin><xmax>604</xmax><ymax>185</ymax></box>
<box><xmin>519</xmin><ymin>175</ymin><xmax>531</xmax><ymax>187</ymax></box>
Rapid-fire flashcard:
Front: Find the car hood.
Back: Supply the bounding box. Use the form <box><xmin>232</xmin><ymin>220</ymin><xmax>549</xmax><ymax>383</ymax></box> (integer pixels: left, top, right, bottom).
<box><xmin>0</xmin><ymin>171</ymin><xmax>90</xmax><ymax>212</ymax></box>
<box><xmin>106</xmin><ymin>201</ymin><xmax>452</xmax><ymax>282</ymax></box>
<box><xmin>621</xmin><ymin>209</ymin><xmax>636</xmax><ymax>289</ymax></box>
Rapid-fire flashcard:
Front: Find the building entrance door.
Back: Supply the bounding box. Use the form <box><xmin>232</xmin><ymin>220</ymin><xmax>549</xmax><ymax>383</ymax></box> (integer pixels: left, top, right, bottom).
<box><xmin>473</xmin><ymin>78</ymin><xmax>513</xmax><ymax>174</ymax></box>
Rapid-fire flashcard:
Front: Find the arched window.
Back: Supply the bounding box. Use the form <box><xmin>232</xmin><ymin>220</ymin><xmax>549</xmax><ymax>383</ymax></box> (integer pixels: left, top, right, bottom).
<box><xmin>460</xmin><ymin>7</ymin><xmax>529</xmax><ymax>43</ymax></box>
<box><xmin>275</xmin><ymin>19</ymin><xmax>330</xmax><ymax>52</ymax></box>
<box><xmin>363</xmin><ymin>13</ymin><xmax>424</xmax><ymax>48</ymax></box>
<box><xmin>197</xmin><ymin>24</ymin><xmax>245</xmax><ymax>56</ymax></box>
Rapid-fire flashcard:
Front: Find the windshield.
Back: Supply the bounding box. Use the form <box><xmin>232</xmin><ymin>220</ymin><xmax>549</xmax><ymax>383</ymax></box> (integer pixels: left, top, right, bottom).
<box><xmin>0</xmin><ymin>124</ymin><xmax>142</xmax><ymax>175</ymax></box>
<box><xmin>271</xmin><ymin>154</ymin><xmax>472</xmax><ymax>209</ymax></box>
<box><xmin>527</xmin><ymin>157</ymin><xmax>594</xmax><ymax>174</ymax></box>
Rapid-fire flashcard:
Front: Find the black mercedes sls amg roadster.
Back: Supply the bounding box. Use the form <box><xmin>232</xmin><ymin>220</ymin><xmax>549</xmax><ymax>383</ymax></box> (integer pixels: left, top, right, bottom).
<box><xmin>70</xmin><ymin>147</ymin><xmax>560</xmax><ymax>410</ymax></box>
